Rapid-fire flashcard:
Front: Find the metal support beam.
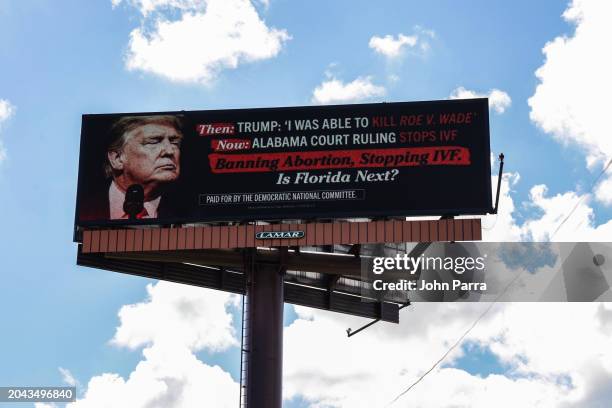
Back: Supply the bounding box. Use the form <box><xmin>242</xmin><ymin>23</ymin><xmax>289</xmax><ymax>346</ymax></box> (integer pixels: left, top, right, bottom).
<box><xmin>105</xmin><ymin>248</ymin><xmax>363</xmax><ymax>278</ymax></box>
<box><xmin>77</xmin><ymin>251</ymin><xmax>400</xmax><ymax>322</ymax></box>
<box><xmin>244</xmin><ymin>249</ymin><xmax>285</xmax><ymax>408</ymax></box>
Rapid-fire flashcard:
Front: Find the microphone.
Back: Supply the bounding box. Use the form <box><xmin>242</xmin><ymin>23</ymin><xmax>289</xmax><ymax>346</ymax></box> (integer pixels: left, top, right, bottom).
<box><xmin>123</xmin><ymin>184</ymin><xmax>144</xmax><ymax>220</ymax></box>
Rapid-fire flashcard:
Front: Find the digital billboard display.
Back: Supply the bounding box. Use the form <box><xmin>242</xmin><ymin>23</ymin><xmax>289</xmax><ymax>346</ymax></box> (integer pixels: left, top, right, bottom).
<box><xmin>75</xmin><ymin>99</ymin><xmax>492</xmax><ymax>227</ymax></box>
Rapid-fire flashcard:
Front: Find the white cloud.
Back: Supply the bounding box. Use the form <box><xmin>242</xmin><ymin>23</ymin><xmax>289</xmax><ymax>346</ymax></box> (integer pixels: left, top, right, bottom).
<box><xmin>311</xmin><ymin>76</ymin><xmax>385</xmax><ymax>105</ymax></box>
<box><xmin>0</xmin><ymin>99</ymin><xmax>14</xmax><ymax>122</ymax></box>
<box><xmin>528</xmin><ymin>0</ymin><xmax>612</xmax><ymax>205</ymax></box>
<box><xmin>0</xmin><ymin>137</ymin><xmax>5</xmax><ymax>163</ymax></box>
<box><xmin>114</xmin><ymin>0</ymin><xmax>290</xmax><ymax>84</ymax></box>
<box><xmin>449</xmin><ymin>87</ymin><xmax>512</xmax><ymax>114</ymax></box>
<box><xmin>519</xmin><ymin>184</ymin><xmax>612</xmax><ymax>242</ymax></box>
<box><xmin>369</xmin><ymin>34</ymin><xmax>417</xmax><ymax>58</ymax></box>
<box><xmin>478</xmin><ymin>165</ymin><xmax>612</xmax><ymax>242</ymax></box>
<box><xmin>284</xmin><ymin>301</ymin><xmax>612</xmax><ymax>407</ymax></box>
<box><xmin>59</xmin><ymin>367</ymin><xmax>79</xmax><ymax>387</ymax></box>
<box><xmin>594</xmin><ymin>174</ymin><xmax>612</xmax><ymax>205</ymax></box>
<box><xmin>112</xmin><ymin>0</ymin><xmax>206</xmax><ymax>16</ymax></box>
<box><xmin>283</xmin><ymin>303</ymin><xmax>498</xmax><ymax>407</ymax></box>
<box><xmin>0</xmin><ymin>98</ymin><xmax>15</xmax><ymax>164</ymax></box>
<box><xmin>68</xmin><ymin>345</ymin><xmax>238</xmax><ymax>408</ymax></box>
<box><xmin>111</xmin><ymin>281</ymin><xmax>239</xmax><ymax>351</ymax></box>
<box><xmin>284</xmin><ymin>300</ymin><xmax>612</xmax><ymax>408</ymax></box>
<box><xmin>69</xmin><ymin>282</ymin><xmax>240</xmax><ymax>407</ymax></box>
<box><xmin>369</xmin><ymin>27</ymin><xmax>435</xmax><ymax>58</ymax></box>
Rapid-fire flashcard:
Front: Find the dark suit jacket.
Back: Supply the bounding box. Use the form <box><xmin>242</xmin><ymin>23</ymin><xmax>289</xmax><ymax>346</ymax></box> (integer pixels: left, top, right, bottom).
<box><xmin>78</xmin><ymin>180</ymin><xmax>181</xmax><ymax>222</ymax></box>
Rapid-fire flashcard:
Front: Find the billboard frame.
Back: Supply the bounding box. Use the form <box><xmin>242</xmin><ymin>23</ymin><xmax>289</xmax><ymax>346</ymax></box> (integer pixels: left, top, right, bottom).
<box><xmin>74</xmin><ymin>98</ymin><xmax>493</xmax><ymax>231</ymax></box>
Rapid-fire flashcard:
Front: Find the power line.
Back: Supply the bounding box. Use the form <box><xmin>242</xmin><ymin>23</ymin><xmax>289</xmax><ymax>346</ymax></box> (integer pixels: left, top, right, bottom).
<box><xmin>550</xmin><ymin>157</ymin><xmax>612</xmax><ymax>239</ymax></box>
<box><xmin>385</xmin><ymin>268</ymin><xmax>525</xmax><ymax>407</ymax></box>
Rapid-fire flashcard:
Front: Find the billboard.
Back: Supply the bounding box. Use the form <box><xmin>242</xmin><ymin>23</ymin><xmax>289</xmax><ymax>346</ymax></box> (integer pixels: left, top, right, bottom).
<box><xmin>75</xmin><ymin>99</ymin><xmax>492</xmax><ymax>227</ymax></box>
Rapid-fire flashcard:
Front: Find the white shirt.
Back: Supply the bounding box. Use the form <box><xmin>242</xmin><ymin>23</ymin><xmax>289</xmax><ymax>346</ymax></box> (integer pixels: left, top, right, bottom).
<box><xmin>109</xmin><ymin>181</ymin><xmax>161</xmax><ymax>219</ymax></box>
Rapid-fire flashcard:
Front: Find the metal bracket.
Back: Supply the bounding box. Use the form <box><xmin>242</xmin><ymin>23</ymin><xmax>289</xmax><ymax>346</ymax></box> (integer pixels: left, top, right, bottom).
<box><xmin>492</xmin><ymin>153</ymin><xmax>505</xmax><ymax>214</ymax></box>
<box><xmin>347</xmin><ymin>317</ymin><xmax>380</xmax><ymax>337</ymax></box>
<box><xmin>347</xmin><ymin>301</ymin><xmax>411</xmax><ymax>337</ymax></box>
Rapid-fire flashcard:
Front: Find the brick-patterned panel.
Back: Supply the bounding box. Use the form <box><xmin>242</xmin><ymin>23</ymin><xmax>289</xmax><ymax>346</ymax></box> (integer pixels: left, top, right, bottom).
<box><xmin>81</xmin><ymin>218</ymin><xmax>482</xmax><ymax>253</ymax></box>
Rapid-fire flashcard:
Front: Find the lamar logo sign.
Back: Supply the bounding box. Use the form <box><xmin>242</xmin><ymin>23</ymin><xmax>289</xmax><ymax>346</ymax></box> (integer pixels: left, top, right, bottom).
<box><xmin>255</xmin><ymin>231</ymin><xmax>305</xmax><ymax>240</ymax></box>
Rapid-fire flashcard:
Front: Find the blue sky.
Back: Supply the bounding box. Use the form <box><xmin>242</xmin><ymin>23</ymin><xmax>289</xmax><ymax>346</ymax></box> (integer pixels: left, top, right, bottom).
<box><xmin>1</xmin><ymin>0</ymin><xmax>612</xmax><ymax>407</ymax></box>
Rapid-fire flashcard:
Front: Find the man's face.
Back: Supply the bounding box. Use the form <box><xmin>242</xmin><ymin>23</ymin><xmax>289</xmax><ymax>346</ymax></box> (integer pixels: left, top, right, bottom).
<box><xmin>112</xmin><ymin>123</ymin><xmax>182</xmax><ymax>191</ymax></box>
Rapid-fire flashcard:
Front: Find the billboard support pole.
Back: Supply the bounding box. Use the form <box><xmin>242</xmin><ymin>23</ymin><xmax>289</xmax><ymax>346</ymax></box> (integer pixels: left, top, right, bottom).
<box><xmin>244</xmin><ymin>248</ymin><xmax>286</xmax><ymax>408</ymax></box>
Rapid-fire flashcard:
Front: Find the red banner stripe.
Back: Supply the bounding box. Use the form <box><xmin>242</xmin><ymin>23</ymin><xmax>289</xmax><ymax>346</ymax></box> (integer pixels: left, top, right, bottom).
<box><xmin>208</xmin><ymin>146</ymin><xmax>470</xmax><ymax>174</ymax></box>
